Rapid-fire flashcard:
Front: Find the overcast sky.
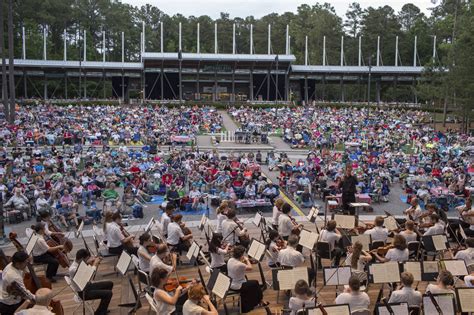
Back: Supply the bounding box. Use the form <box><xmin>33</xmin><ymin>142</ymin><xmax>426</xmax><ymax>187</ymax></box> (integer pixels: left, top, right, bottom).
<box><xmin>121</xmin><ymin>0</ymin><xmax>434</xmax><ymax>18</ymax></box>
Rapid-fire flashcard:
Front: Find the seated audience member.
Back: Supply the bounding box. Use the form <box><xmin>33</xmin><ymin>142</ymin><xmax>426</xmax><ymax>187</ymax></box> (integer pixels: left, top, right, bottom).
<box><xmin>335</xmin><ymin>276</ymin><xmax>370</xmax><ymax>312</ymax></box>
<box><xmin>388</xmin><ymin>272</ymin><xmax>422</xmax><ymax>307</ymax></box>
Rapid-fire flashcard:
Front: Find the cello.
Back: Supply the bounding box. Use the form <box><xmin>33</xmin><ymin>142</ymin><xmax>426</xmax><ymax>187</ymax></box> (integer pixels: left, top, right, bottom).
<box><xmin>8</xmin><ymin>232</ymin><xmax>64</xmax><ymax>315</ymax></box>
<box><xmin>31</xmin><ymin>224</ymin><xmax>70</xmax><ymax>268</ymax></box>
<box><xmin>47</xmin><ymin>219</ymin><xmax>73</xmax><ymax>253</ymax></box>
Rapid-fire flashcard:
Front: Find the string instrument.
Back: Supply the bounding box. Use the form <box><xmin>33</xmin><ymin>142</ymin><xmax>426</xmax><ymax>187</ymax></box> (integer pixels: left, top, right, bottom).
<box><xmin>370</xmin><ymin>244</ymin><xmax>395</xmax><ymax>256</ymax></box>
<box><xmin>47</xmin><ymin>219</ymin><xmax>73</xmax><ymax>252</ymax></box>
<box><xmin>119</xmin><ymin>223</ymin><xmax>135</xmax><ymax>247</ymax></box>
<box><xmin>233</xmin><ymin>218</ymin><xmax>250</xmax><ymax>246</ymax></box>
<box><xmin>163</xmin><ymin>276</ymin><xmax>194</xmax><ymax>292</ymax></box>
<box><xmin>288</xmin><ymin>214</ymin><xmax>302</xmax><ymax>236</ymax></box>
<box><xmin>30</xmin><ymin>225</ymin><xmax>70</xmax><ymax>268</ymax></box>
<box><xmin>146</xmin><ymin>243</ymin><xmax>158</xmax><ymax>254</ymax></box>
<box><xmin>8</xmin><ymin>233</ymin><xmax>64</xmax><ymax>315</ymax></box>
<box><xmin>275</xmin><ymin>238</ymin><xmax>286</xmax><ymax>251</ymax></box>
<box><xmin>355</xmin><ymin>222</ymin><xmax>374</xmax><ymax>234</ymax></box>
<box><xmin>179</xmin><ymin>222</ymin><xmax>193</xmax><ymax>249</ymax></box>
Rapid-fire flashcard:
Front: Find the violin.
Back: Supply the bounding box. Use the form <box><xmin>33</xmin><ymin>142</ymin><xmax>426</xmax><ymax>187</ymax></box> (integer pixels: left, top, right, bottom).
<box><xmin>370</xmin><ymin>244</ymin><xmax>395</xmax><ymax>256</ymax></box>
<box><xmin>47</xmin><ymin>219</ymin><xmax>73</xmax><ymax>252</ymax></box>
<box><xmin>146</xmin><ymin>243</ymin><xmax>158</xmax><ymax>254</ymax></box>
<box><xmin>288</xmin><ymin>214</ymin><xmax>302</xmax><ymax>236</ymax></box>
<box><xmin>163</xmin><ymin>276</ymin><xmax>195</xmax><ymax>293</ymax></box>
<box><xmin>233</xmin><ymin>218</ymin><xmax>250</xmax><ymax>245</ymax></box>
<box><xmin>8</xmin><ymin>233</ymin><xmax>64</xmax><ymax>315</ymax></box>
<box><xmin>275</xmin><ymin>238</ymin><xmax>286</xmax><ymax>251</ymax></box>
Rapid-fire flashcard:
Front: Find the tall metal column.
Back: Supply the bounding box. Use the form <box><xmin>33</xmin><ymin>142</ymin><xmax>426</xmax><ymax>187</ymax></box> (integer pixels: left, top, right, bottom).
<box><xmin>22</xmin><ymin>26</ymin><xmax>25</xmax><ymax>59</ymax></box>
<box><xmin>266</xmin><ymin>68</ymin><xmax>270</xmax><ymax>101</ymax></box>
<box><xmin>64</xmin><ymin>73</ymin><xmax>68</xmax><ymax>99</ymax></box>
<box><xmin>275</xmin><ymin>55</ymin><xmax>279</xmax><ymax>102</ymax></box>
<box><xmin>44</xmin><ymin>75</ymin><xmax>48</xmax><ymax>100</ymax></box>
<box><xmin>197</xmin><ymin>23</ymin><xmax>200</xmax><ymax>53</ymax></box>
<box><xmin>250</xmin><ymin>24</ymin><xmax>253</xmax><ymax>54</ymax></box>
<box><xmin>231</xmin><ymin>66</ymin><xmax>235</xmax><ymax>102</ymax></box>
<box><xmin>249</xmin><ymin>68</ymin><xmax>254</xmax><ymax>101</ymax></box>
<box><xmin>304</xmin><ymin>75</ymin><xmax>308</xmax><ymax>103</ymax></box>
<box><xmin>196</xmin><ymin>63</ymin><xmax>200</xmax><ymax>100</ymax></box>
<box><xmin>267</xmin><ymin>24</ymin><xmax>271</xmax><ymax>55</ymax></box>
<box><xmin>23</xmin><ymin>70</ymin><xmax>27</xmax><ymax>98</ymax></box>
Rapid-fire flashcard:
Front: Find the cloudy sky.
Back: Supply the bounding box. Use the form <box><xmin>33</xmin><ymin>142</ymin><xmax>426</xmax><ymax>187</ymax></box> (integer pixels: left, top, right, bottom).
<box><xmin>121</xmin><ymin>0</ymin><xmax>434</xmax><ymax>18</ymax></box>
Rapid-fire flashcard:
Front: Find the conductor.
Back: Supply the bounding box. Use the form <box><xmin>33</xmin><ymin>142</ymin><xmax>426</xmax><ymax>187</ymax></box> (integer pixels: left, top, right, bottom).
<box><xmin>339</xmin><ymin>165</ymin><xmax>358</xmax><ymax>215</ymax></box>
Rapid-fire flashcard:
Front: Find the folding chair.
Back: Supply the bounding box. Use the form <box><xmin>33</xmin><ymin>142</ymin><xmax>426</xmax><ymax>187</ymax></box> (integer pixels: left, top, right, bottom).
<box><xmin>407</xmin><ymin>241</ymin><xmax>421</xmax><ymax>260</ymax></box>
<box><xmin>370</xmin><ymin>240</ymin><xmax>385</xmax><ymax>251</ymax></box>
<box><xmin>315</xmin><ymin>241</ymin><xmax>332</xmax><ymax>268</ymax></box>
<box><xmin>64</xmin><ymin>276</ymin><xmax>95</xmax><ymax>314</ymax></box>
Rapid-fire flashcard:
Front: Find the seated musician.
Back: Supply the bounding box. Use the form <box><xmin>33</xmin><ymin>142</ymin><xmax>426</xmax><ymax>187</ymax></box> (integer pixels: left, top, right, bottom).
<box><xmin>209</xmin><ymin>233</ymin><xmax>230</xmax><ymax>273</ymax></box>
<box><xmin>0</xmin><ymin>251</ymin><xmax>35</xmax><ymax>315</ymax></box>
<box><xmin>69</xmin><ymin>249</ymin><xmax>113</xmax><ymax>315</ymax></box>
<box><xmin>334</xmin><ymin>275</ymin><xmax>370</xmax><ymax>311</ymax></box>
<box><xmin>227</xmin><ymin>245</ymin><xmax>267</xmax><ymax>313</ymax></box>
<box><xmin>398</xmin><ymin>220</ymin><xmax>418</xmax><ymax>243</ymax></box>
<box><xmin>422</xmin><ymin>214</ymin><xmax>445</xmax><ymax>236</ymax></box>
<box><xmin>167</xmin><ymin>214</ymin><xmax>193</xmax><ymax>253</ymax></box>
<box><xmin>149</xmin><ymin>243</ymin><xmax>177</xmax><ymax>275</ymax></box>
<box><xmin>403</xmin><ymin>198</ymin><xmax>422</xmax><ymax>223</ymax></box>
<box><xmin>278</xmin><ymin>203</ymin><xmax>302</xmax><ymax>241</ymax></box>
<box><xmin>420</xmin><ymin>203</ymin><xmax>447</xmax><ymax>229</ymax></box>
<box><xmin>137</xmin><ymin>233</ymin><xmax>155</xmax><ymax>273</ymax></box>
<box><xmin>221</xmin><ymin>209</ymin><xmax>248</xmax><ymax>247</ymax></box>
<box><xmin>388</xmin><ymin>272</ymin><xmax>422</xmax><ymax>307</ymax></box>
<box><xmin>31</xmin><ymin>223</ymin><xmax>63</xmax><ymax>283</ymax></box>
<box><xmin>272</xmin><ymin>199</ymin><xmax>284</xmax><ymax>230</ymax></box>
<box><xmin>454</xmin><ymin>237</ymin><xmax>474</xmax><ymax>266</ymax></box>
<box><xmin>150</xmin><ymin>268</ymin><xmax>188</xmax><ymax>315</ymax></box>
<box><xmin>319</xmin><ymin>220</ymin><xmax>343</xmax><ymax>267</ymax></box>
<box><xmin>344</xmin><ymin>241</ymin><xmax>371</xmax><ymax>272</ymax></box>
<box><xmin>104</xmin><ymin>212</ymin><xmax>138</xmax><ymax>256</ymax></box>
<box><xmin>363</xmin><ymin>216</ymin><xmax>389</xmax><ymax>243</ymax></box>
<box><xmin>39</xmin><ymin>212</ymin><xmax>65</xmax><ymax>239</ymax></box>
<box><xmin>266</xmin><ymin>230</ymin><xmax>284</xmax><ymax>268</ymax></box>
<box><xmin>182</xmin><ymin>284</ymin><xmax>218</xmax><ymax>315</ymax></box>
<box><xmin>373</xmin><ymin>234</ymin><xmax>409</xmax><ymax>263</ymax></box>
<box><xmin>288</xmin><ymin>280</ymin><xmax>315</xmax><ymax>315</ymax></box>
<box><xmin>426</xmin><ymin>270</ymin><xmax>455</xmax><ymax>295</ymax></box>
<box><xmin>457</xmin><ymin>197</ymin><xmax>474</xmax><ymax>237</ymax></box>
<box><xmin>278</xmin><ymin>235</ymin><xmax>304</xmax><ymax>268</ymax></box>
<box><xmin>161</xmin><ymin>203</ymin><xmax>175</xmax><ymax>239</ymax></box>
<box><xmin>15</xmin><ymin>287</ymin><xmax>54</xmax><ymax>315</ymax></box>
<box><xmin>465</xmin><ymin>271</ymin><xmax>474</xmax><ymax>287</ymax></box>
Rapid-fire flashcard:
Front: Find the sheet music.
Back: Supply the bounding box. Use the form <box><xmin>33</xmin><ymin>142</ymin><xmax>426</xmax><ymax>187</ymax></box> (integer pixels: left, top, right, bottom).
<box><xmin>459</xmin><ymin>224</ymin><xmax>468</xmax><ymax>240</ymax></box>
<box><xmin>432</xmin><ymin>234</ymin><xmax>447</xmax><ymax>251</ymax></box>
<box><xmin>403</xmin><ymin>261</ymin><xmax>422</xmax><ymax>281</ymax></box>
<box><xmin>351</xmin><ymin>234</ymin><xmax>371</xmax><ymax>251</ymax></box>
<box><xmin>299</xmin><ymin>229</ymin><xmax>319</xmax><ymax>250</ymax></box>
<box><xmin>377</xmin><ymin>303</ymin><xmax>409</xmax><ymax>315</ymax></box>
<box><xmin>441</xmin><ymin>260</ymin><xmax>468</xmax><ymax>276</ymax></box>
<box><xmin>116</xmin><ymin>251</ymin><xmax>132</xmax><ymax>276</ymax></box>
<box><xmin>423</xmin><ymin>294</ymin><xmax>455</xmax><ymax>315</ymax></box>
<box><xmin>73</xmin><ymin>261</ymin><xmax>95</xmax><ymax>291</ymax></box>
<box><xmin>212</xmin><ymin>272</ymin><xmax>231</xmax><ymax>299</ymax></box>
<box><xmin>457</xmin><ymin>288</ymin><xmax>474</xmax><ymax>312</ymax></box>
<box><xmin>252</xmin><ymin>212</ymin><xmax>263</xmax><ymax>227</ymax></box>
<box><xmin>306</xmin><ymin>207</ymin><xmax>319</xmax><ymax>222</ymax></box>
<box><xmin>247</xmin><ymin>239</ymin><xmax>266</xmax><ymax>261</ymax></box>
<box><xmin>384</xmin><ymin>216</ymin><xmax>398</xmax><ymax>231</ymax></box>
<box><xmin>308</xmin><ymin>304</ymin><xmax>351</xmax><ymax>315</ymax></box>
<box><xmin>277</xmin><ymin>267</ymin><xmax>308</xmax><ymax>291</ymax></box>
<box><xmin>370</xmin><ymin>262</ymin><xmax>400</xmax><ymax>283</ymax></box>
<box><xmin>334</xmin><ymin>214</ymin><xmax>356</xmax><ymax>229</ymax></box>
<box><xmin>26</xmin><ymin>234</ymin><xmax>39</xmax><ymax>255</ymax></box>
<box><xmin>186</xmin><ymin>242</ymin><xmax>200</xmax><ymax>261</ymax></box>
<box><xmin>199</xmin><ymin>250</ymin><xmax>211</xmax><ymax>268</ymax></box>
<box><xmin>423</xmin><ymin>261</ymin><xmax>439</xmax><ymax>273</ymax></box>
<box><xmin>145</xmin><ymin>217</ymin><xmax>155</xmax><ymax>232</ymax></box>
<box><xmin>324</xmin><ymin>267</ymin><xmax>352</xmax><ymax>286</ymax></box>
<box><xmin>199</xmin><ymin>214</ymin><xmax>207</xmax><ymax>230</ymax></box>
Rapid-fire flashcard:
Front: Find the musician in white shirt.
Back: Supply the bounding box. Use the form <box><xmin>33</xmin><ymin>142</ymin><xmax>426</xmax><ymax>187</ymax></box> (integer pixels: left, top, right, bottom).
<box><xmin>288</xmin><ymin>280</ymin><xmax>315</xmax><ymax>315</ymax></box>
<box><xmin>403</xmin><ymin>198</ymin><xmax>423</xmax><ymax>223</ymax></box>
<box><xmin>423</xmin><ymin>214</ymin><xmax>445</xmax><ymax>236</ymax></box>
<box><xmin>425</xmin><ymin>270</ymin><xmax>455</xmax><ymax>295</ymax></box>
<box><xmin>272</xmin><ymin>199</ymin><xmax>284</xmax><ymax>230</ymax></box>
<box><xmin>454</xmin><ymin>237</ymin><xmax>474</xmax><ymax>266</ymax></box>
<box><xmin>149</xmin><ymin>244</ymin><xmax>176</xmax><ymax>275</ymax></box>
<box><xmin>278</xmin><ymin>235</ymin><xmax>304</xmax><ymax>268</ymax></box>
<box><xmin>104</xmin><ymin>212</ymin><xmax>137</xmax><ymax>256</ymax></box>
<box><xmin>364</xmin><ymin>216</ymin><xmax>389</xmax><ymax>243</ymax></box>
<box><xmin>278</xmin><ymin>203</ymin><xmax>302</xmax><ymax>240</ymax></box>
<box><xmin>161</xmin><ymin>204</ymin><xmax>174</xmax><ymax>238</ymax></box>
<box><xmin>388</xmin><ymin>272</ymin><xmax>422</xmax><ymax>307</ymax></box>
<box><xmin>167</xmin><ymin>214</ymin><xmax>193</xmax><ymax>253</ymax></box>
<box><xmin>398</xmin><ymin>220</ymin><xmax>418</xmax><ymax>243</ymax></box>
<box><xmin>374</xmin><ymin>235</ymin><xmax>409</xmax><ymax>263</ymax></box>
<box><xmin>319</xmin><ymin>220</ymin><xmax>343</xmax><ymax>266</ymax></box>
<box><xmin>334</xmin><ymin>276</ymin><xmax>370</xmax><ymax>312</ymax></box>
<box><xmin>0</xmin><ymin>251</ymin><xmax>35</xmax><ymax>315</ymax></box>
<box><xmin>31</xmin><ymin>223</ymin><xmax>63</xmax><ymax>282</ymax></box>
<box><xmin>182</xmin><ymin>284</ymin><xmax>218</xmax><ymax>315</ymax></box>
<box><xmin>15</xmin><ymin>288</ymin><xmax>54</xmax><ymax>315</ymax></box>
<box><xmin>221</xmin><ymin>209</ymin><xmax>247</xmax><ymax>246</ymax></box>
<box><xmin>344</xmin><ymin>241</ymin><xmax>372</xmax><ymax>272</ymax></box>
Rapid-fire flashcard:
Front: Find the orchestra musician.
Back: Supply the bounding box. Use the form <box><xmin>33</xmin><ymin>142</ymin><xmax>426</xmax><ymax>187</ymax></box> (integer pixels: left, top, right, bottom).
<box><xmin>344</xmin><ymin>241</ymin><xmax>372</xmax><ymax>272</ymax></box>
<box><xmin>182</xmin><ymin>284</ymin><xmax>218</xmax><ymax>315</ymax></box>
<box><xmin>338</xmin><ymin>165</ymin><xmax>358</xmax><ymax>215</ymax></box>
<box><xmin>278</xmin><ymin>203</ymin><xmax>303</xmax><ymax>241</ymax></box>
<box><xmin>31</xmin><ymin>223</ymin><xmax>63</xmax><ymax>282</ymax></box>
<box><xmin>266</xmin><ymin>230</ymin><xmax>284</xmax><ymax>268</ymax></box>
<box><xmin>288</xmin><ymin>280</ymin><xmax>315</xmax><ymax>315</ymax></box>
<box><xmin>319</xmin><ymin>220</ymin><xmax>343</xmax><ymax>267</ymax></box>
<box><xmin>39</xmin><ymin>212</ymin><xmax>65</xmax><ymax>239</ymax></box>
<box><xmin>419</xmin><ymin>203</ymin><xmax>447</xmax><ymax>230</ymax></box>
<box><xmin>458</xmin><ymin>197</ymin><xmax>474</xmax><ymax>237</ymax></box>
<box><xmin>425</xmin><ymin>270</ymin><xmax>455</xmax><ymax>295</ymax></box>
<box><xmin>422</xmin><ymin>214</ymin><xmax>445</xmax><ymax>236</ymax></box>
<box><xmin>454</xmin><ymin>237</ymin><xmax>474</xmax><ymax>266</ymax></box>
<box><xmin>227</xmin><ymin>245</ymin><xmax>267</xmax><ymax>313</ymax></box>
<box><xmin>167</xmin><ymin>214</ymin><xmax>193</xmax><ymax>253</ymax></box>
<box><xmin>137</xmin><ymin>233</ymin><xmax>155</xmax><ymax>273</ymax></box>
<box><xmin>363</xmin><ymin>216</ymin><xmax>389</xmax><ymax>243</ymax></box>
<box><xmin>334</xmin><ymin>276</ymin><xmax>370</xmax><ymax>311</ymax></box>
<box><xmin>215</xmin><ymin>201</ymin><xmax>229</xmax><ymax>234</ymax></box>
<box><xmin>373</xmin><ymin>234</ymin><xmax>409</xmax><ymax>263</ymax></box>
<box><xmin>0</xmin><ymin>251</ymin><xmax>35</xmax><ymax>315</ymax></box>
<box><xmin>68</xmin><ymin>249</ymin><xmax>114</xmax><ymax>315</ymax></box>
<box><xmin>150</xmin><ymin>268</ymin><xmax>191</xmax><ymax>315</ymax></box>
<box><xmin>398</xmin><ymin>220</ymin><xmax>418</xmax><ymax>243</ymax></box>
<box><xmin>403</xmin><ymin>198</ymin><xmax>422</xmax><ymax>223</ymax></box>
<box><xmin>14</xmin><ymin>288</ymin><xmax>54</xmax><ymax>315</ymax></box>
<box><xmin>278</xmin><ymin>235</ymin><xmax>304</xmax><ymax>269</ymax></box>
<box><xmin>272</xmin><ymin>198</ymin><xmax>285</xmax><ymax>230</ymax></box>
<box><xmin>221</xmin><ymin>209</ymin><xmax>248</xmax><ymax>247</ymax></box>
<box><xmin>388</xmin><ymin>272</ymin><xmax>422</xmax><ymax>307</ymax></box>
<box><xmin>161</xmin><ymin>203</ymin><xmax>175</xmax><ymax>239</ymax></box>
<box><xmin>103</xmin><ymin>212</ymin><xmax>138</xmax><ymax>256</ymax></box>
<box><xmin>208</xmin><ymin>233</ymin><xmax>230</xmax><ymax>274</ymax></box>
<box><xmin>149</xmin><ymin>243</ymin><xmax>177</xmax><ymax>275</ymax></box>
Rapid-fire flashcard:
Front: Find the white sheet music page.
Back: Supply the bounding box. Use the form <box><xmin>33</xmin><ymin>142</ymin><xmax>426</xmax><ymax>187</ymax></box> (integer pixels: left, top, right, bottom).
<box><xmin>299</xmin><ymin>229</ymin><xmax>319</xmax><ymax>250</ymax></box>
<box><xmin>25</xmin><ymin>234</ymin><xmax>39</xmax><ymax>256</ymax></box>
<box><xmin>458</xmin><ymin>289</ymin><xmax>474</xmax><ymax>312</ymax></box>
<box><xmin>199</xmin><ymin>214</ymin><xmax>207</xmax><ymax>230</ymax></box>
<box><xmin>384</xmin><ymin>216</ymin><xmax>398</xmax><ymax>231</ymax></box>
<box><xmin>309</xmin><ymin>304</ymin><xmax>351</xmax><ymax>315</ymax></box>
<box><xmin>73</xmin><ymin>261</ymin><xmax>95</xmax><ymax>292</ymax></box>
<box><xmin>432</xmin><ymin>234</ymin><xmax>447</xmax><ymax>251</ymax></box>
<box><xmin>422</xmin><ymin>294</ymin><xmax>455</xmax><ymax>315</ymax></box>
<box><xmin>423</xmin><ymin>261</ymin><xmax>439</xmax><ymax>273</ymax></box>
<box><xmin>306</xmin><ymin>207</ymin><xmax>319</xmax><ymax>222</ymax></box>
<box><xmin>253</xmin><ymin>212</ymin><xmax>262</xmax><ymax>227</ymax></box>
<box><xmin>145</xmin><ymin>217</ymin><xmax>155</xmax><ymax>232</ymax></box>
<box><xmin>186</xmin><ymin>242</ymin><xmax>200</xmax><ymax>261</ymax></box>
<box><xmin>371</xmin><ymin>262</ymin><xmax>400</xmax><ymax>283</ymax></box>
<box><xmin>377</xmin><ymin>303</ymin><xmax>409</xmax><ymax>315</ymax></box>
<box><xmin>334</xmin><ymin>215</ymin><xmax>355</xmax><ymax>229</ymax></box>
<box><xmin>277</xmin><ymin>267</ymin><xmax>308</xmax><ymax>291</ymax></box>
<box><xmin>351</xmin><ymin>234</ymin><xmax>371</xmax><ymax>251</ymax></box>
<box><xmin>212</xmin><ymin>273</ymin><xmax>231</xmax><ymax>299</ymax></box>
<box><xmin>442</xmin><ymin>260</ymin><xmax>468</xmax><ymax>276</ymax></box>
<box><xmin>116</xmin><ymin>251</ymin><xmax>132</xmax><ymax>276</ymax></box>
<box><xmin>247</xmin><ymin>239</ymin><xmax>265</xmax><ymax>261</ymax></box>
<box><xmin>324</xmin><ymin>267</ymin><xmax>352</xmax><ymax>286</ymax></box>
<box><xmin>404</xmin><ymin>261</ymin><xmax>422</xmax><ymax>281</ymax></box>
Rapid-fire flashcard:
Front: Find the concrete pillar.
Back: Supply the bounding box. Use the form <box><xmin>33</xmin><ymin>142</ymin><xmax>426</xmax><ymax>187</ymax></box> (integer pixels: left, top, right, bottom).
<box><xmin>376</xmin><ymin>79</ymin><xmax>381</xmax><ymax>104</ymax></box>
<box><xmin>44</xmin><ymin>75</ymin><xmax>48</xmax><ymax>99</ymax></box>
<box><xmin>304</xmin><ymin>75</ymin><xmax>308</xmax><ymax>103</ymax></box>
<box><xmin>249</xmin><ymin>69</ymin><xmax>254</xmax><ymax>100</ymax></box>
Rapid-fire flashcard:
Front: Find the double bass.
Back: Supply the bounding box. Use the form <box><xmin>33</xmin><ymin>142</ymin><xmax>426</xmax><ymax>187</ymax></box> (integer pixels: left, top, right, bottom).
<box><xmin>47</xmin><ymin>219</ymin><xmax>73</xmax><ymax>252</ymax></box>
<box><xmin>31</xmin><ymin>225</ymin><xmax>70</xmax><ymax>268</ymax></box>
<box><xmin>8</xmin><ymin>233</ymin><xmax>64</xmax><ymax>315</ymax></box>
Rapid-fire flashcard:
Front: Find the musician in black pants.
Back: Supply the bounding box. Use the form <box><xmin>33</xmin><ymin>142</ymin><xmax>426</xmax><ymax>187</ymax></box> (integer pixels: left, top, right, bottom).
<box><xmin>339</xmin><ymin>165</ymin><xmax>358</xmax><ymax>215</ymax></box>
<box><xmin>69</xmin><ymin>249</ymin><xmax>114</xmax><ymax>315</ymax></box>
<box><xmin>31</xmin><ymin>223</ymin><xmax>62</xmax><ymax>282</ymax></box>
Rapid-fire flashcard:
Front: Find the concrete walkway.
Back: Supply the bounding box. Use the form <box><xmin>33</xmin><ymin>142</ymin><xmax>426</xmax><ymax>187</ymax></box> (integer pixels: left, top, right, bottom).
<box><xmin>219</xmin><ymin>110</ymin><xmax>240</xmax><ymax>132</ymax></box>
